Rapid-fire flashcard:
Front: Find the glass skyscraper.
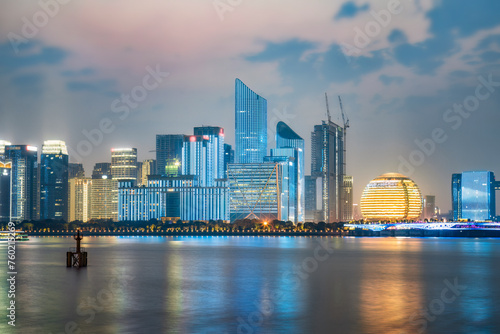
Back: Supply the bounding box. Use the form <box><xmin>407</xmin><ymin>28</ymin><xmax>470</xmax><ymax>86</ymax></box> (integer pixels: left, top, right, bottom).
<box><xmin>223</xmin><ymin>143</ymin><xmax>234</xmax><ymax>178</ymax></box>
<box><xmin>193</xmin><ymin>126</ymin><xmax>225</xmax><ymax>183</ymax></box>
<box><xmin>156</xmin><ymin>134</ymin><xmax>184</xmax><ymax>176</ymax></box>
<box><xmin>111</xmin><ymin>148</ymin><xmax>138</xmax><ymax>181</ymax></box>
<box><xmin>311</xmin><ymin>121</ymin><xmax>345</xmax><ymax>223</ymax></box>
<box><xmin>0</xmin><ymin>162</ymin><xmax>11</xmax><ymax>222</ymax></box>
<box><xmin>6</xmin><ymin>145</ymin><xmax>38</xmax><ymax>221</ymax></box>
<box><xmin>235</xmin><ymin>78</ymin><xmax>267</xmax><ymax>163</ymax></box>
<box><xmin>40</xmin><ymin>140</ymin><xmax>69</xmax><ymax>221</ymax></box>
<box><xmin>453</xmin><ymin>171</ymin><xmax>496</xmax><ymax>221</ymax></box>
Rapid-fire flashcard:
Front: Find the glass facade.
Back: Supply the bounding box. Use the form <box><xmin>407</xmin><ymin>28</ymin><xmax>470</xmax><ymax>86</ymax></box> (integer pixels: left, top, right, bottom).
<box><xmin>227</xmin><ymin>163</ymin><xmax>282</xmax><ymax>222</ymax></box>
<box><xmin>6</xmin><ymin>145</ymin><xmax>38</xmax><ymax>221</ymax></box>
<box><xmin>0</xmin><ymin>162</ymin><xmax>11</xmax><ymax>222</ymax></box>
<box><xmin>40</xmin><ymin>140</ymin><xmax>69</xmax><ymax>221</ymax></box>
<box><xmin>193</xmin><ymin>126</ymin><xmax>225</xmax><ymax>184</ymax></box>
<box><xmin>235</xmin><ymin>78</ymin><xmax>267</xmax><ymax>164</ymax></box>
<box><xmin>223</xmin><ymin>143</ymin><xmax>234</xmax><ymax>178</ymax></box>
<box><xmin>311</xmin><ymin>121</ymin><xmax>345</xmax><ymax>223</ymax></box>
<box><xmin>156</xmin><ymin>134</ymin><xmax>184</xmax><ymax>176</ymax></box>
<box><xmin>360</xmin><ymin>173</ymin><xmax>423</xmax><ymax>221</ymax></box>
<box><xmin>460</xmin><ymin>171</ymin><xmax>495</xmax><ymax>221</ymax></box>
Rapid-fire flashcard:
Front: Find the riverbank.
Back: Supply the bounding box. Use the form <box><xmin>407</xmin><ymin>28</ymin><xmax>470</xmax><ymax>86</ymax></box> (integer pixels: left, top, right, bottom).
<box><xmin>27</xmin><ymin>230</ymin><xmax>342</xmax><ymax>237</ymax></box>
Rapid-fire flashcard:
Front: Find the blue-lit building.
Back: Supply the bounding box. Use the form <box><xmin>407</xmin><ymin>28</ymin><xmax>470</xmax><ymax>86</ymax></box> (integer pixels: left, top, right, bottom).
<box><xmin>223</xmin><ymin>143</ymin><xmax>234</xmax><ymax>178</ymax></box>
<box><xmin>156</xmin><ymin>134</ymin><xmax>184</xmax><ymax>176</ymax></box>
<box><xmin>118</xmin><ymin>176</ymin><xmax>229</xmax><ymax>222</ymax></box>
<box><xmin>182</xmin><ymin>135</ymin><xmax>209</xmax><ymax>186</ymax></box>
<box><xmin>235</xmin><ymin>78</ymin><xmax>267</xmax><ymax>164</ymax></box>
<box><xmin>0</xmin><ymin>162</ymin><xmax>11</xmax><ymax>222</ymax></box>
<box><xmin>193</xmin><ymin>126</ymin><xmax>225</xmax><ymax>183</ymax></box>
<box><xmin>452</xmin><ymin>171</ymin><xmax>496</xmax><ymax>221</ymax></box>
<box><xmin>228</xmin><ymin>163</ymin><xmax>283</xmax><ymax>222</ymax></box>
<box><xmin>40</xmin><ymin>140</ymin><xmax>69</xmax><ymax>221</ymax></box>
<box><xmin>6</xmin><ymin>145</ymin><xmax>38</xmax><ymax>221</ymax></box>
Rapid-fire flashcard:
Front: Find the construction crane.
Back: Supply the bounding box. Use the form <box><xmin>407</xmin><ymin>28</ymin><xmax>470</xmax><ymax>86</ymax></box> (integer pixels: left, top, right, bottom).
<box><xmin>325</xmin><ymin>92</ymin><xmax>332</xmax><ymax>123</ymax></box>
<box><xmin>338</xmin><ymin>95</ymin><xmax>349</xmax><ymax>130</ymax></box>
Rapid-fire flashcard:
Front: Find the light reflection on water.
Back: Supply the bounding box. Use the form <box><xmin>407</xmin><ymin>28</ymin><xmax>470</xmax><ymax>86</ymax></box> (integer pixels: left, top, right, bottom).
<box><xmin>0</xmin><ymin>236</ymin><xmax>499</xmax><ymax>333</ymax></box>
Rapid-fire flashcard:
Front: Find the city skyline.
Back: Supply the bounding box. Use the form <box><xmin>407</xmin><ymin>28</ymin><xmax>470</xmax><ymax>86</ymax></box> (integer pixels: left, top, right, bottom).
<box><xmin>2</xmin><ymin>1</ymin><xmax>500</xmax><ymax>213</ymax></box>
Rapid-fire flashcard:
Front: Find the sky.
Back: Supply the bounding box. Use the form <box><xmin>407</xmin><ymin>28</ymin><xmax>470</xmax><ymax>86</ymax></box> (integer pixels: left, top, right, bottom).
<box><xmin>1</xmin><ymin>0</ymin><xmax>500</xmax><ymax>213</ymax></box>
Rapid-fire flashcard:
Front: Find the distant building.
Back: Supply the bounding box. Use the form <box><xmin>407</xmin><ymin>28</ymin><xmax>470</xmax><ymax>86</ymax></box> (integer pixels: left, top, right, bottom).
<box><xmin>92</xmin><ymin>162</ymin><xmax>112</xmax><ymax>179</ymax></box>
<box><xmin>6</xmin><ymin>145</ymin><xmax>38</xmax><ymax>221</ymax></box>
<box><xmin>423</xmin><ymin>195</ymin><xmax>436</xmax><ymax>220</ymax></box>
<box><xmin>68</xmin><ymin>163</ymin><xmax>85</xmax><ymax>178</ymax></box>
<box><xmin>227</xmin><ymin>163</ymin><xmax>282</xmax><ymax>222</ymax></box>
<box><xmin>223</xmin><ymin>143</ymin><xmax>234</xmax><ymax>178</ymax></box>
<box><xmin>190</xmin><ymin>126</ymin><xmax>225</xmax><ymax>185</ymax></box>
<box><xmin>111</xmin><ymin>148</ymin><xmax>137</xmax><ymax>181</ymax></box>
<box><xmin>0</xmin><ymin>140</ymin><xmax>12</xmax><ymax>161</ymax></box>
<box><xmin>305</xmin><ymin>175</ymin><xmax>322</xmax><ymax>222</ymax></box>
<box><xmin>68</xmin><ymin>177</ymin><xmax>92</xmax><ymax>222</ymax></box>
<box><xmin>139</xmin><ymin>159</ymin><xmax>156</xmax><ymax>186</ymax></box>
<box><xmin>452</xmin><ymin>171</ymin><xmax>496</xmax><ymax>221</ymax></box>
<box><xmin>0</xmin><ymin>162</ymin><xmax>11</xmax><ymax>222</ymax></box>
<box><xmin>182</xmin><ymin>135</ymin><xmax>209</xmax><ymax>186</ymax></box>
<box><xmin>90</xmin><ymin>176</ymin><xmax>118</xmax><ymax>221</ymax></box>
<box><xmin>40</xmin><ymin>140</ymin><xmax>69</xmax><ymax>221</ymax></box>
<box><xmin>342</xmin><ymin>175</ymin><xmax>353</xmax><ymax>221</ymax></box>
<box><xmin>118</xmin><ymin>176</ymin><xmax>229</xmax><ymax>222</ymax></box>
<box><xmin>235</xmin><ymin>78</ymin><xmax>267</xmax><ymax>163</ymax></box>
<box><xmin>311</xmin><ymin>121</ymin><xmax>345</xmax><ymax>223</ymax></box>
<box><xmin>156</xmin><ymin>134</ymin><xmax>184</xmax><ymax>176</ymax></box>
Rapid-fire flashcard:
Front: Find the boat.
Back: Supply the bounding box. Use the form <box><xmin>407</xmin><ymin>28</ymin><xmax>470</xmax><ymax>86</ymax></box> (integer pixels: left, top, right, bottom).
<box><xmin>0</xmin><ymin>230</ymin><xmax>29</xmax><ymax>242</ymax></box>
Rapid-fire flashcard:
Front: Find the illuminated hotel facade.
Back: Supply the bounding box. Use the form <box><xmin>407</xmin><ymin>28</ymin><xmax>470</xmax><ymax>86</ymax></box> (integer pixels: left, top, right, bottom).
<box><xmin>360</xmin><ymin>173</ymin><xmax>423</xmax><ymax>221</ymax></box>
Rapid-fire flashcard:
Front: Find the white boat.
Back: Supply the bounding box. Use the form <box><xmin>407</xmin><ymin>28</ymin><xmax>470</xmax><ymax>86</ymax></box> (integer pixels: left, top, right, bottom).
<box><xmin>0</xmin><ymin>230</ymin><xmax>29</xmax><ymax>242</ymax></box>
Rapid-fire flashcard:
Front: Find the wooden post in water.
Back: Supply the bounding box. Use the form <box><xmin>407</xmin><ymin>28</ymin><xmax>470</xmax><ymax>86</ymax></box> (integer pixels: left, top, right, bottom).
<box><xmin>66</xmin><ymin>230</ymin><xmax>88</xmax><ymax>268</ymax></box>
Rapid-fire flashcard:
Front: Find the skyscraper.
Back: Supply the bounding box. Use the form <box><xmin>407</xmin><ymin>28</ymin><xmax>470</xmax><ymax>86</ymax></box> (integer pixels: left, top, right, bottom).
<box><xmin>68</xmin><ymin>177</ymin><xmax>92</xmax><ymax>222</ymax></box>
<box><xmin>0</xmin><ymin>140</ymin><xmax>12</xmax><ymax>161</ymax></box>
<box><xmin>111</xmin><ymin>148</ymin><xmax>137</xmax><ymax>181</ymax></box>
<box><xmin>342</xmin><ymin>175</ymin><xmax>353</xmax><ymax>221</ymax></box>
<box><xmin>452</xmin><ymin>171</ymin><xmax>496</xmax><ymax>221</ymax></box>
<box><xmin>423</xmin><ymin>195</ymin><xmax>436</xmax><ymax>220</ymax></box>
<box><xmin>40</xmin><ymin>140</ymin><xmax>69</xmax><ymax>221</ymax></box>
<box><xmin>92</xmin><ymin>162</ymin><xmax>112</xmax><ymax>179</ymax></box>
<box><xmin>68</xmin><ymin>163</ymin><xmax>85</xmax><ymax>179</ymax></box>
<box><xmin>182</xmin><ymin>135</ymin><xmax>209</xmax><ymax>186</ymax></box>
<box><xmin>156</xmin><ymin>134</ymin><xmax>184</xmax><ymax>176</ymax></box>
<box><xmin>224</xmin><ymin>143</ymin><xmax>234</xmax><ymax>178</ymax></box>
<box><xmin>0</xmin><ymin>162</ymin><xmax>11</xmax><ymax>222</ymax></box>
<box><xmin>6</xmin><ymin>145</ymin><xmax>38</xmax><ymax>221</ymax></box>
<box><xmin>194</xmin><ymin>126</ymin><xmax>225</xmax><ymax>182</ymax></box>
<box><xmin>139</xmin><ymin>159</ymin><xmax>156</xmax><ymax>186</ymax></box>
<box><xmin>90</xmin><ymin>176</ymin><xmax>118</xmax><ymax>221</ymax></box>
<box><xmin>235</xmin><ymin>78</ymin><xmax>267</xmax><ymax>163</ymax></box>
<box><xmin>311</xmin><ymin>121</ymin><xmax>345</xmax><ymax>223</ymax></box>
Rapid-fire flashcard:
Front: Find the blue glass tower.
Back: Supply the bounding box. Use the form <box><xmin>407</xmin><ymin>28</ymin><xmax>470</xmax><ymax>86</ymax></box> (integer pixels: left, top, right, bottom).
<box><xmin>452</xmin><ymin>171</ymin><xmax>496</xmax><ymax>221</ymax></box>
<box><xmin>40</xmin><ymin>140</ymin><xmax>69</xmax><ymax>221</ymax></box>
<box><xmin>235</xmin><ymin>78</ymin><xmax>267</xmax><ymax>163</ymax></box>
<box><xmin>451</xmin><ymin>173</ymin><xmax>462</xmax><ymax>220</ymax></box>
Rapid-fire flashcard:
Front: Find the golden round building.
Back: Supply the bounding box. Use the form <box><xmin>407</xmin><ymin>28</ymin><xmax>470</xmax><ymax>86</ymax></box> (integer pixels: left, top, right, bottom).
<box><xmin>360</xmin><ymin>173</ymin><xmax>423</xmax><ymax>221</ymax></box>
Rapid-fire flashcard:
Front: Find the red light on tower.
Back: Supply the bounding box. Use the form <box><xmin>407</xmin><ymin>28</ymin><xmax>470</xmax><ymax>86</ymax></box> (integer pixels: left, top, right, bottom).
<box><xmin>189</xmin><ymin>136</ymin><xmax>196</xmax><ymax>142</ymax></box>
<box><xmin>203</xmin><ymin>135</ymin><xmax>209</xmax><ymax>140</ymax></box>
<box><xmin>219</xmin><ymin>128</ymin><xmax>224</xmax><ymax>136</ymax></box>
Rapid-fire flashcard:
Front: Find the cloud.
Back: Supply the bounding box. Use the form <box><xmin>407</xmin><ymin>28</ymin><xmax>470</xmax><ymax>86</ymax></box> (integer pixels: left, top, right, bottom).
<box><xmin>0</xmin><ymin>41</ymin><xmax>67</xmax><ymax>74</ymax></box>
<box><xmin>379</xmin><ymin>74</ymin><xmax>404</xmax><ymax>85</ymax></box>
<box><xmin>334</xmin><ymin>2</ymin><xmax>370</xmax><ymax>20</ymax></box>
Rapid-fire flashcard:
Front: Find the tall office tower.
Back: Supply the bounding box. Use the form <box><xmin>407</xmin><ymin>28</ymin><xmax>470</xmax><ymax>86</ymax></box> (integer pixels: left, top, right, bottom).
<box><xmin>342</xmin><ymin>175</ymin><xmax>353</xmax><ymax>221</ymax></box>
<box><xmin>0</xmin><ymin>140</ymin><xmax>12</xmax><ymax>161</ymax></box>
<box><xmin>90</xmin><ymin>176</ymin><xmax>118</xmax><ymax>220</ymax></box>
<box><xmin>182</xmin><ymin>135</ymin><xmax>209</xmax><ymax>186</ymax></box>
<box><xmin>6</xmin><ymin>145</ymin><xmax>38</xmax><ymax>221</ymax></box>
<box><xmin>224</xmin><ymin>144</ymin><xmax>234</xmax><ymax>178</ymax></box>
<box><xmin>423</xmin><ymin>195</ymin><xmax>436</xmax><ymax>220</ymax></box>
<box><xmin>68</xmin><ymin>163</ymin><xmax>85</xmax><ymax>178</ymax></box>
<box><xmin>0</xmin><ymin>162</ymin><xmax>11</xmax><ymax>222</ymax></box>
<box><xmin>111</xmin><ymin>148</ymin><xmax>137</xmax><ymax>181</ymax></box>
<box><xmin>156</xmin><ymin>134</ymin><xmax>184</xmax><ymax>176</ymax></box>
<box><xmin>311</xmin><ymin>121</ymin><xmax>345</xmax><ymax>223</ymax></box>
<box><xmin>235</xmin><ymin>78</ymin><xmax>267</xmax><ymax>163</ymax></box>
<box><xmin>68</xmin><ymin>177</ymin><xmax>92</xmax><ymax>222</ymax></box>
<box><xmin>305</xmin><ymin>175</ymin><xmax>322</xmax><ymax>222</ymax></box>
<box><xmin>452</xmin><ymin>171</ymin><xmax>496</xmax><ymax>221</ymax></box>
<box><xmin>40</xmin><ymin>140</ymin><xmax>69</xmax><ymax>221</ymax></box>
<box><xmin>194</xmin><ymin>126</ymin><xmax>225</xmax><ymax>182</ymax></box>
<box><xmin>92</xmin><ymin>162</ymin><xmax>112</xmax><ymax>179</ymax></box>
<box><xmin>139</xmin><ymin>159</ymin><xmax>156</xmax><ymax>186</ymax></box>
<box><xmin>270</xmin><ymin>121</ymin><xmax>305</xmax><ymax>223</ymax></box>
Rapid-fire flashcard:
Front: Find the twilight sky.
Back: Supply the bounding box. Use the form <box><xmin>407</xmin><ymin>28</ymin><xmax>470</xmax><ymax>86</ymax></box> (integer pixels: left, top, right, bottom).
<box><xmin>1</xmin><ymin>0</ymin><xmax>500</xmax><ymax>213</ymax></box>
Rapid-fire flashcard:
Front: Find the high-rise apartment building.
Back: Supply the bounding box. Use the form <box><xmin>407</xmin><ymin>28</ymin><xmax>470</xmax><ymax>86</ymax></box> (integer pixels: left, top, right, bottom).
<box><xmin>311</xmin><ymin>121</ymin><xmax>345</xmax><ymax>223</ymax></box>
<box><xmin>139</xmin><ymin>159</ymin><xmax>156</xmax><ymax>186</ymax></box>
<box><xmin>111</xmin><ymin>148</ymin><xmax>137</xmax><ymax>181</ymax></box>
<box><xmin>193</xmin><ymin>126</ymin><xmax>225</xmax><ymax>182</ymax></box>
<box><xmin>235</xmin><ymin>78</ymin><xmax>267</xmax><ymax>163</ymax></box>
<box><xmin>182</xmin><ymin>135</ymin><xmax>209</xmax><ymax>186</ymax></box>
<box><xmin>90</xmin><ymin>176</ymin><xmax>118</xmax><ymax>220</ymax></box>
<box><xmin>68</xmin><ymin>177</ymin><xmax>92</xmax><ymax>222</ymax></box>
<box><xmin>40</xmin><ymin>140</ymin><xmax>69</xmax><ymax>221</ymax></box>
<box><xmin>0</xmin><ymin>162</ymin><xmax>11</xmax><ymax>222</ymax></box>
<box><xmin>156</xmin><ymin>134</ymin><xmax>184</xmax><ymax>176</ymax></box>
<box><xmin>6</xmin><ymin>145</ymin><xmax>38</xmax><ymax>221</ymax></box>
<box><xmin>342</xmin><ymin>175</ymin><xmax>353</xmax><ymax>221</ymax></box>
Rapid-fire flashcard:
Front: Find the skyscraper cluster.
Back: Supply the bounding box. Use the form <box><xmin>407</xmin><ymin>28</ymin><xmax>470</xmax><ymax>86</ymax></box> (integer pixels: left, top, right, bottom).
<box><xmin>1</xmin><ymin>78</ymin><xmax>354</xmax><ymax>224</ymax></box>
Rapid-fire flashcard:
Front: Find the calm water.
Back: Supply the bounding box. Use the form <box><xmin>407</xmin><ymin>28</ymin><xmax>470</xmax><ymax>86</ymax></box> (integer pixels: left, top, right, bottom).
<box><xmin>1</xmin><ymin>236</ymin><xmax>499</xmax><ymax>334</ymax></box>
